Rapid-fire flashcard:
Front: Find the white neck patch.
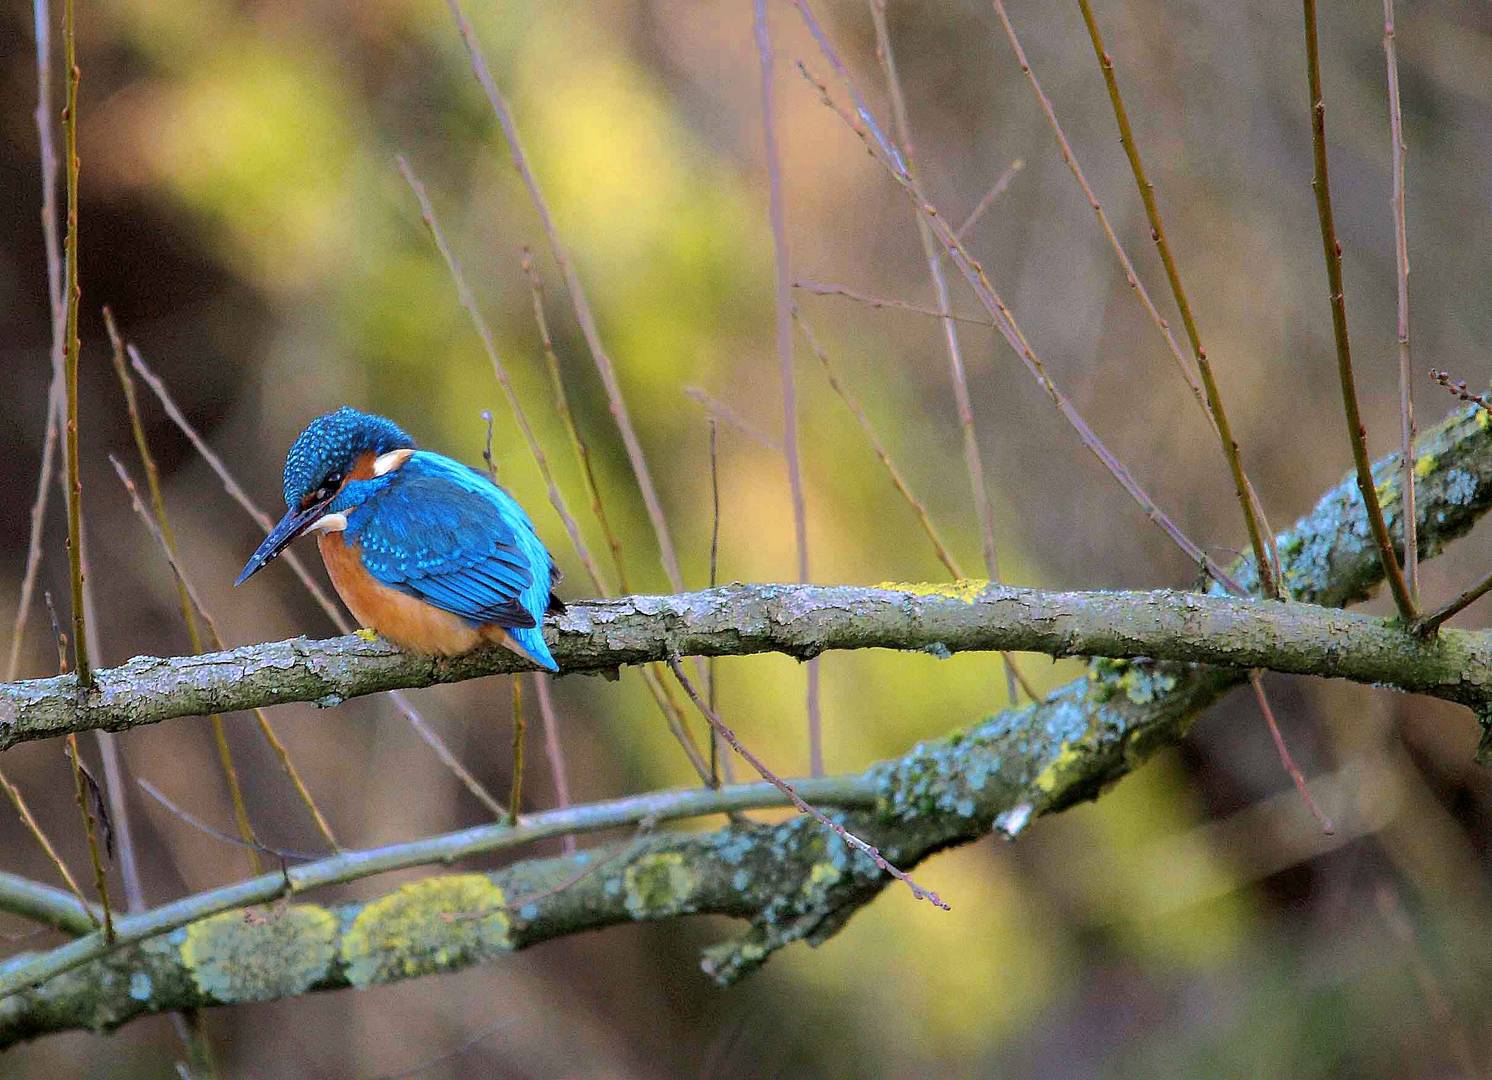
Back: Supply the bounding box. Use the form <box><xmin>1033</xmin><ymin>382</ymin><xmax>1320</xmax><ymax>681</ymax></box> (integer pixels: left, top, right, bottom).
<box><xmin>308</xmin><ymin>512</ymin><xmax>348</xmax><ymax>534</ymax></box>
<box><xmin>372</xmin><ymin>448</ymin><xmax>415</xmax><ymax>477</ymax></box>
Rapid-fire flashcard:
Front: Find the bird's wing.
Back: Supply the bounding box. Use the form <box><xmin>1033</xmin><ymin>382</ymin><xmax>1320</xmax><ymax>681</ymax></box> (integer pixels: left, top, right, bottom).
<box><xmin>350</xmin><ymin>455</ymin><xmax>551</xmax><ymax>629</ymax></box>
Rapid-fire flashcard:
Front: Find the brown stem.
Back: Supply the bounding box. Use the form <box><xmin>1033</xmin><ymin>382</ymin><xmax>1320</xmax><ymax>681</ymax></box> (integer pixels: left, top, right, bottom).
<box><xmin>1301</xmin><ymin>0</ymin><xmax>1416</xmax><ymax>620</ymax></box>
<box><xmin>1071</xmin><ymin>0</ymin><xmax>1279</xmax><ymax>598</ymax></box>
<box><xmin>60</xmin><ymin>0</ymin><xmax>89</xmax><ymax>687</ymax></box>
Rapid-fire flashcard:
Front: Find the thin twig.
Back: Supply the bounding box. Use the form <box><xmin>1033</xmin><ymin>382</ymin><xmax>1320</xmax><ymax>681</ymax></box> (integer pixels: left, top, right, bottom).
<box><xmin>105</xmin><ymin>310</ymin><xmax>278</xmax><ymax>871</ymax></box>
<box><xmin>1301</xmin><ymin>0</ymin><xmax>1416</xmax><ymax>620</ymax></box>
<box><xmin>46</xmin><ymin>592</ymin><xmax>113</xmax><ymax>941</ymax></box>
<box><xmin>1068</xmin><ymin>0</ymin><xmax>1279</xmax><ymax>597</ymax></box>
<box><xmin>509</xmin><ymin>675</ymin><xmax>525</xmax><ymax>822</ymax></box>
<box><xmin>371</xmin><ymin>1019</ymin><xmax>512</xmax><ymax>1080</ymax></box>
<box><xmin>869</xmin><ymin>0</ymin><xmax>1020</xmax><ymax>703</ymax></box>
<box><xmin>109</xmin><ymin>456</ymin><xmax>339</xmax><ymax>853</ymax></box>
<box><xmin>795</xmin><ymin>313</ymin><xmax>1039</xmax><ymax>700</ymax></box>
<box><xmin>754</xmin><ymin>0</ymin><xmax>821</xmax><ymax>776</ymax></box>
<box><xmin>126</xmin><ymin>346</ymin><xmax>504</xmax><ymax>817</ymax></box>
<box><xmin>400</xmin><ymin>156</ymin><xmax>711</xmax><ymax>785</ymax></box>
<box><xmin>683</xmin><ymin>387</ymin><xmax>782</xmax><ymax>452</ymax></box>
<box><xmin>1248</xmin><ymin>672</ymin><xmax>1332</xmax><ymax>833</ymax></box>
<box><xmin>531</xmin><ymin>676</ymin><xmax>575</xmax><ymax>854</ymax></box>
<box><xmin>667</xmin><ymin>656</ymin><xmax>948</xmax><ymax>909</ymax></box>
<box><xmin>8</xmin><ymin>0</ymin><xmax>68</xmax><ymax>685</ymax></box>
<box><xmin>792</xmin><ymin>280</ymin><xmax>993</xmax><ymax>327</ymax></box>
<box><xmin>1383</xmin><ymin>0</ymin><xmax>1417</xmax><ymax>602</ymax></box>
<box><xmin>64</xmin><ymin>736</ymin><xmax>112</xmax><ymax>942</ymax></box>
<box><xmin>479</xmin><ymin>409</ymin><xmax>497</xmax><ymax>482</ymax></box>
<box><xmin>522</xmin><ymin>250</ymin><xmax>631</xmax><ymax>593</ymax></box>
<box><xmin>137</xmin><ymin>781</ymin><xmax>325</xmax><ymax>863</ymax></box>
<box><xmin>447</xmin><ymin>0</ymin><xmax>686</xmax><ymax>595</ymax></box>
<box><xmin>60</xmin><ymin>0</ymin><xmax>89</xmax><ymax>686</ymax></box>
<box><xmin>0</xmin><ymin>771</ymin><xmax>94</xmax><ymax>925</ymax></box>
<box><xmin>791</xmin><ymin>45</ymin><xmax>1240</xmax><ymax>594</ymax></box>
<box><xmin>1430</xmin><ymin>370</ymin><xmax>1491</xmax><ymax>413</ymax></box>
<box><xmin>954</xmin><ymin>158</ymin><xmax>1024</xmax><ymax>240</ymax></box>
<box><xmin>1374</xmin><ymin>885</ymin><xmax>1479</xmax><ymax>1080</ymax></box>
<box><xmin>706</xmin><ymin>419</ymin><xmax>737</xmax><ymax>786</ymax></box>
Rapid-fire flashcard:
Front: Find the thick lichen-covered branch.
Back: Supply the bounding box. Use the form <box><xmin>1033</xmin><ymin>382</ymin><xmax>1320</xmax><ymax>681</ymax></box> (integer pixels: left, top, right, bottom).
<box><xmin>2</xmin><ymin>402</ymin><xmax>1491</xmax><ymax>749</ymax></box>
<box><xmin>1</xmin><ymin>403</ymin><xmax>1490</xmax><ymax>1044</ymax></box>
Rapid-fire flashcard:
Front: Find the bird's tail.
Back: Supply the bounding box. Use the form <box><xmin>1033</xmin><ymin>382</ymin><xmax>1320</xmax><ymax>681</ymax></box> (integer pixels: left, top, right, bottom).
<box><xmin>496</xmin><ymin>625</ymin><xmax>559</xmax><ymax>673</ymax></box>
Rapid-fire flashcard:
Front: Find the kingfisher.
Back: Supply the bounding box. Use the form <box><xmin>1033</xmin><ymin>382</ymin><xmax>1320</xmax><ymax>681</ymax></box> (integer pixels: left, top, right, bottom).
<box><xmin>235</xmin><ymin>407</ymin><xmax>564</xmax><ymax>672</ymax></box>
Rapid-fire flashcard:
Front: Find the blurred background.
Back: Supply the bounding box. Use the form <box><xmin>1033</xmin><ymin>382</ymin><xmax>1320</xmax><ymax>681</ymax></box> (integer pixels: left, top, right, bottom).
<box><xmin>2</xmin><ymin>0</ymin><xmax>1492</xmax><ymax>1075</ymax></box>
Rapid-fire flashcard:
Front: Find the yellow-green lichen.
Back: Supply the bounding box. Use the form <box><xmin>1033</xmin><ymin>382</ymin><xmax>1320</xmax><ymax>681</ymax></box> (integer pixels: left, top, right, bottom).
<box><xmin>181</xmin><ymin>904</ymin><xmax>338</xmax><ymax>1004</ymax></box>
<box><xmin>623</xmin><ymin>852</ymin><xmax>698</xmax><ymax>918</ymax></box>
<box><xmin>340</xmin><ymin>874</ymin><xmax>510</xmax><ymax>987</ymax></box>
<box><xmin>873</xmin><ymin>579</ymin><xmax>990</xmax><ymax>603</ymax></box>
<box><xmin>354</xmin><ymin>627</ymin><xmax>380</xmax><ymax>642</ymax></box>
<box><xmin>1479</xmin><ymin>408</ymin><xmax>1491</xmax><ymax>431</ymax></box>
<box><xmin>1414</xmin><ymin>453</ymin><xmax>1438</xmax><ymax>480</ymax></box>
<box><xmin>1032</xmin><ymin>744</ymin><xmax>1085</xmax><ymax>795</ymax></box>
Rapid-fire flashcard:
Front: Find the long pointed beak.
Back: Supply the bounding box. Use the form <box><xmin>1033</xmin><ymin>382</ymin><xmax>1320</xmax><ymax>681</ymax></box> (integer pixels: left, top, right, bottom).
<box><xmin>234</xmin><ymin>502</ymin><xmax>328</xmax><ymax>586</ymax></box>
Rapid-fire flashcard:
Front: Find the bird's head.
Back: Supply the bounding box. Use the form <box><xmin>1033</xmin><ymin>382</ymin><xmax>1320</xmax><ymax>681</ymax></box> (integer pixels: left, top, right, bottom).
<box><xmin>235</xmin><ymin>407</ymin><xmax>415</xmax><ymax>586</ymax></box>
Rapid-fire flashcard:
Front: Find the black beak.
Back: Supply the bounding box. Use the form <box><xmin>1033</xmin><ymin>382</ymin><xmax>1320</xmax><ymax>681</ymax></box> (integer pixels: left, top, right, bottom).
<box><xmin>234</xmin><ymin>501</ymin><xmax>329</xmax><ymax>586</ymax></box>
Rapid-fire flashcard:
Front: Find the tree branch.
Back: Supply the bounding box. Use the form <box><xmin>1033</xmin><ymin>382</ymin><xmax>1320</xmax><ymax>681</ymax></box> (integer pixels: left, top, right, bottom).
<box><xmin>0</xmin><ymin>402</ymin><xmax>1490</xmax><ymax>1043</ymax></box>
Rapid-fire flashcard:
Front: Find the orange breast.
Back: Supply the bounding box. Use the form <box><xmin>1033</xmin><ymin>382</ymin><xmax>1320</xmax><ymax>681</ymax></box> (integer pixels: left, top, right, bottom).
<box><xmin>318</xmin><ymin>531</ymin><xmax>483</xmax><ymax>656</ymax></box>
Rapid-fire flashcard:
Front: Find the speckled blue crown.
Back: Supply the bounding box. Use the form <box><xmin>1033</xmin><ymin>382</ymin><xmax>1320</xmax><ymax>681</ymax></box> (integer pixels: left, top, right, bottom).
<box><xmin>282</xmin><ymin>407</ymin><xmax>415</xmax><ymax>508</ymax></box>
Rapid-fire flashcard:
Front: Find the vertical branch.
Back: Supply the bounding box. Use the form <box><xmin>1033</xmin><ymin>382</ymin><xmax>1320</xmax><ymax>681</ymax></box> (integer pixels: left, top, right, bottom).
<box><xmin>531</xmin><ymin>677</ymin><xmax>575</xmax><ymax>853</ymax></box>
<box><xmin>705</xmin><ymin>418</ymin><xmax>737</xmax><ymax>786</ymax></box>
<box><xmin>9</xmin><ymin>0</ymin><xmax>68</xmax><ymax>684</ymax></box>
<box><xmin>1070</xmin><ymin>0</ymin><xmax>1279</xmax><ymax>597</ymax></box>
<box><xmin>1383</xmin><ymin>0</ymin><xmax>1417</xmax><ymax>602</ymax></box>
<box><xmin>522</xmin><ymin>250</ymin><xmax>631</xmax><ymax>594</ymax></box>
<box><xmin>447</xmin><ymin>0</ymin><xmax>686</xmax><ymax>596</ymax></box>
<box><xmin>64</xmin><ymin>734</ymin><xmax>113</xmax><ymax>942</ymax></box>
<box><xmin>754</xmin><ymin>0</ymin><xmax>823</xmax><ymax>775</ymax></box>
<box><xmin>1300</xmin><ymin>0</ymin><xmax>1416</xmax><ymax>620</ymax></box>
<box><xmin>60</xmin><ymin>0</ymin><xmax>90</xmax><ymax>687</ymax></box>
<box><xmin>869</xmin><ymin>0</ymin><xmax>1022</xmax><ymax>703</ymax></box>
<box><xmin>509</xmin><ymin>676</ymin><xmax>525</xmax><ymax>821</ymax></box>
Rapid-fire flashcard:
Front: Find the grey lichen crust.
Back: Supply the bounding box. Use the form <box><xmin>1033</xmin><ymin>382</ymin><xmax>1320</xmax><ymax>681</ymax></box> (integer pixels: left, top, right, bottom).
<box><xmin>1</xmin><ymin>403</ymin><xmax>1491</xmax><ymax>1045</ymax></box>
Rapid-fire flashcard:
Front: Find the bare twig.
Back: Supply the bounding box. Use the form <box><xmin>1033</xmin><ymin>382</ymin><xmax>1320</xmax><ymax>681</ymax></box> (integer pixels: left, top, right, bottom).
<box><xmin>105</xmin><ymin>311</ymin><xmax>283</xmax><ymax>872</ymax></box>
<box><xmin>792</xmin><ymin>50</ymin><xmax>1239</xmax><ymax>594</ymax></box>
<box><xmin>667</xmin><ymin>656</ymin><xmax>948</xmax><ymax>909</ymax></box>
<box><xmin>8</xmin><ymin>0</ymin><xmax>68</xmax><ymax>685</ymax></box>
<box><xmin>522</xmin><ymin>250</ymin><xmax>631</xmax><ymax>593</ymax></box>
<box><xmin>795</xmin><ymin>313</ymin><xmax>1038</xmax><ymax>700</ymax></box>
<box><xmin>954</xmin><ymin>158</ymin><xmax>1024</xmax><ymax>240</ymax></box>
<box><xmin>59</xmin><ymin>0</ymin><xmax>89</xmax><ymax>686</ymax></box>
<box><xmin>400</xmin><ymin>156</ymin><xmax>711</xmax><ymax>786</ymax></box>
<box><xmin>447</xmin><ymin>0</ymin><xmax>686</xmax><ymax>595</ymax></box>
<box><xmin>126</xmin><ymin>347</ymin><xmax>505</xmax><ymax>818</ymax></box>
<box><xmin>1431</xmin><ymin>370</ymin><xmax>1491</xmax><ymax>413</ymax></box>
<box><xmin>1068</xmin><ymin>0</ymin><xmax>1279</xmax><ymax>597</ymax></box>
<box><xmin>0</xmin><ymin>771</ymin><xmax>94</xmax><ymax>925</ymax></box>
<box><xmin>479</xmin><ymin>409</ymin><xmax>497</xmax><ymax>482</ymax></box>
<box><xmin>531</xmin><ymin>676</ymin><xmax>575</xmax><ymax>854</ymax></box>
<box><xmin>1248</xmin><ymin>672</ymin><xmax>1332</xmax><ymax>833</ymax></box>
<box><xmin>1383</xmin><ymin>0</ymin><xmax>1418</xmax><ymax>603</ymax></box>
<box><xmin>1301</xmin><ymin>0</ymin><xmax>1416</xmax><ymax>620</ymax></box>
<box><xmin>706</xmin><ymin>418</ymin><xmax>737</xmax><ymax>786</ymax></box>
<box><xmin>754</xmin><ymin>0</ymin><xmax>821</xmax><ymax>775</ymax></box>
<box><xmin>371</xmin><ymin>1019</ymin><xmax>512</xmax><ymax>1080</ymax></box>
<box><xmin>509</xmin><ymin>676</ymin><xmax>525</xmax><ymax>822</ymax></box>
<box><xmin>684</xmin><ymin>387</ymin><xmax>782</xmax><ymax>452</ymax></box>
<box><xmin>1374</xmin><ymin>885</ymin><xmax>1479</xmax><ymax>1080</ymax></box>
<box><xmin>109</xmin><ymin>456</ymin><xmax>339</xmax><ymax>853</ymax></box>
<box><xmin>869</xmin><ymin>0</ymin><xmax>1021</xmax><ymax>703</ymax></box>
<box><xmin>793</xmin><ymin>280</ymin><xmax>993</xmax><ymax>327</ymax></box>
<box><xmin>137</xmin><ymin>781</ymin><xmax>324</xmax><ymax>863</ymax></box>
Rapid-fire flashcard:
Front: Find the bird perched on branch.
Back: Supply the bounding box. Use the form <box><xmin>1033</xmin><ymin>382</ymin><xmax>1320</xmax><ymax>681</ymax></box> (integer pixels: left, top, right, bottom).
<box><xmin>235</xmin><ymin>407</ymin><xmax>564</xmax><ymax>672</ymax></box>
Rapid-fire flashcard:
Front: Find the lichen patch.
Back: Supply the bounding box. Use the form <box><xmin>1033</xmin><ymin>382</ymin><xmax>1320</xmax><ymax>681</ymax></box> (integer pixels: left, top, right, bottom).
<box><xmin>340</xmin><ymin>874</ymin><xmax>510</xmax><ymax>987</ymax></box>
<box><xmin>181</xmin><ymin>904</ymin><xmax>338</xmax><ymax>1004</ymax></box>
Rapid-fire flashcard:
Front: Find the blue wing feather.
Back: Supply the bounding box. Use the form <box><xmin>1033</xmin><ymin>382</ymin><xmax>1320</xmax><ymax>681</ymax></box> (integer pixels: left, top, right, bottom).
<box><xmin>341</xmin><ymin>453</ymin><xmax>560</xmax><ymax>668</ymax></box>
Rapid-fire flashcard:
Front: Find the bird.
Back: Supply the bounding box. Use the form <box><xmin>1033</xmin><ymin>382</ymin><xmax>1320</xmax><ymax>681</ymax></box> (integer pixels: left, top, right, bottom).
<box><xmin>235</xmin><ymin>406</ymin><xmax>564</xmax><ymax>672</ymax></box>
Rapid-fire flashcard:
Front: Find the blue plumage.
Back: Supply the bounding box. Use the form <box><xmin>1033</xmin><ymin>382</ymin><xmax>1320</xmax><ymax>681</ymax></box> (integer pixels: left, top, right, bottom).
<box><xmin>335</xmin><ymin>453</ymin><xmax>561</xmax><ymax>670</ymax></box>
<box><xmin>236</xmin><ymin>407</ymin><xmax>563</xmax><ymax>672</ymax></box>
